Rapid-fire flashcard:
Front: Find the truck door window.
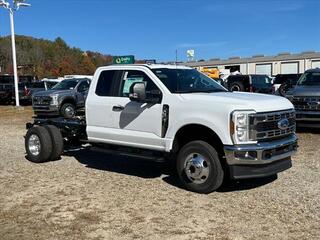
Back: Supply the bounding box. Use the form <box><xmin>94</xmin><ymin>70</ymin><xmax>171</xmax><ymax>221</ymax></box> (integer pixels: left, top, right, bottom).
<box><xmin>78</xmin><ymin>81</ymin><xmax>90</xmax><ymax>92</ymax></box>
<box><xmin>120</xmin><ymin>70</ymin><xmax>159</xmax><ymax>98</ymax></box>
<box><xmin>252</xmin><ymin>75</ymin><xmax>272</xmax><ymax>87</ymax></box>
<box><xmin>96</xmin><ymin>70</ymin><xmax>117</xmax><ymax>96</ymax></box>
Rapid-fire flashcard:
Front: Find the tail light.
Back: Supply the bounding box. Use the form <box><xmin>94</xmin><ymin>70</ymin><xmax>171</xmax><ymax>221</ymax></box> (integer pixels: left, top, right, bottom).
<box><xmin>272</xmin><ymin>86</ymin><xmax>275</xmax><ymax>94</ymax></box>
<box><xmin>24</xmin><ymin>86</ymin><xmax>30</xmax><ymax>96</ymax></box>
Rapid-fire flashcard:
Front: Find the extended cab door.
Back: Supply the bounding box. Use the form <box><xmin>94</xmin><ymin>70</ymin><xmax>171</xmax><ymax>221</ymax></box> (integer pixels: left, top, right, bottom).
<box><xmin>76</xmin><ymin>80</ymin><xmax>90</xmax><ymax>107</ymax></box>
<box><xmin>109</xmin><ymin>69</ymin><xmax>165</xmax><ymax>150</ymax></box>
<box><xmin>86</xmin><ymin>70</ymin><xmax>121</xmax><ymax>141</ymax></box>
<box><xmin>86</xmin><ymin>68</ymin><xmax>165</xmax><ymax>151</ymax></box>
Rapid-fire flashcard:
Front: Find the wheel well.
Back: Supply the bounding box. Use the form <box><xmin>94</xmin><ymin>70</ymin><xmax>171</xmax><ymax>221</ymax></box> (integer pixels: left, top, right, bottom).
<box><xmin>173</xmin><ymin>124</ymin><xmax>225</xmax><ymax>158</ymax></box>
<box><xmin>61</xmin><ymin>98</ymin><xmax>76</xmax><ymax>107</ymax></box>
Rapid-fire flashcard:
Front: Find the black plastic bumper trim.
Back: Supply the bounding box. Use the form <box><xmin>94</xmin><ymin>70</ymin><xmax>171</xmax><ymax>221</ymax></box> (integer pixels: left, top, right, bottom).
<box><xmin>229</xmin><ymin>158</ymin><xmax>292</xmax><ymax>179</ymax></box>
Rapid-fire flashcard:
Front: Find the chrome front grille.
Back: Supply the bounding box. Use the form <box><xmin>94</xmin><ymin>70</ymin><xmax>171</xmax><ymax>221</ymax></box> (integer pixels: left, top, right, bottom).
<box><xmin>0</xmin><ymin>84</ymin><xmax>12</xmax><ymax>91</ymax></box>
<box><xmin>249</xmin><ymin>110</ymin><xmax>296</xmax><ymax>141</ymax></box>
<box><xmin>292</xmin><ymin>96</ymin><xmax>320</xmax><ymax>111</ymax></box>
<box><xmin>33</xmin><ymin>96</ymin><xmax>52</xmax><ymax>105</ymax></box>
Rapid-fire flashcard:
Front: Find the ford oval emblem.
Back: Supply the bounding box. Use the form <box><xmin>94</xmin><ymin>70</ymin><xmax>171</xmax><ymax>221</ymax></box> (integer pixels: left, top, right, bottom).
<box><xmin>307</xmin><ymin>101</ymin><xmax>320</xmax><ymax>107</ymax></box>
<box><xmin>278</xmin><ymin>119</ymin><xmax>289</xmax><ymax>130</ymax></box>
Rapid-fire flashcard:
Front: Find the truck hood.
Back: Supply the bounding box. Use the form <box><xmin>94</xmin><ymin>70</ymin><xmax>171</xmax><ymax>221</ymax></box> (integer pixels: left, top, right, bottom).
<box><xmin>179</xmin><ymin>92</ymin><xmax>293</xmax><ymax>112</ymax></box>
<box><xmin>291</xmin><ymin>86</ymin><xmax>320</xmax><ymax>97</ymax></box>
<box><xmin>33</xmin><ymin>89</ymin><xmax>73</xmax><ymax>97</ymax></box>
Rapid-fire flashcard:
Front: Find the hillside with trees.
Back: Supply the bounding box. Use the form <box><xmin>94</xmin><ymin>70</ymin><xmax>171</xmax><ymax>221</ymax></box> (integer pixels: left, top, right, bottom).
<box><xmin>0</xmin><ymin>35</ymin><xmax>114</xmax><ymax>79</ymax></box>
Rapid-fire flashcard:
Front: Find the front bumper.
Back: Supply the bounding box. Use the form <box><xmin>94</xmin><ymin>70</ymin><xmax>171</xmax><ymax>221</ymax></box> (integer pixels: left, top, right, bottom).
<box><xmin>33</xmin><ymin>105</ymin><xmax>59</xmax><ymax>115</ymax></box>
<box><xmin>224</xmin><ymin>135</ymin><xmax>298</xmax><ymax>179</ymax></box>
<box><xmin>229</xmin><ymin>158</ymin><xmax>292</xmax><ymax>179</ymax></box>
<box><xmin>296</xmin><ymin>111</ymin><xmax>320</xmax><ymax>128</ymax></box>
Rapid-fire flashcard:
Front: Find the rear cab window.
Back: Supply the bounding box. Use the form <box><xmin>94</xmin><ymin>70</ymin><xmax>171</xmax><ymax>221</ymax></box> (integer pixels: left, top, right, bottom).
<box><xmin>251</xmin><ymin>75</ymin><xmax>272</xmax><ymax>87</ymax></box>
<box><xmin>95</xmin><ymin>70</ymin><xmax>117</xmax><ymax>96</ymax></box>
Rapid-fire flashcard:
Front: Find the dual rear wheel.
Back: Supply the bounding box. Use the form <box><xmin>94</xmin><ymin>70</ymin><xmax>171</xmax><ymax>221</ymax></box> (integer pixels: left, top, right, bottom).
<box><xmin>25</xmin><ymin>125</ymin><xmax>64</xmax><ymax>163</ymax></box>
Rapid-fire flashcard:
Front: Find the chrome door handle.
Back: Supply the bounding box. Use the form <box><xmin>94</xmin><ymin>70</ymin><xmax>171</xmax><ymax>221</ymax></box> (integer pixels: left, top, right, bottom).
<box><xmin>112</xmin><ymin>105</ymin><xmax>125</xmax><ymax>111</ymax></box>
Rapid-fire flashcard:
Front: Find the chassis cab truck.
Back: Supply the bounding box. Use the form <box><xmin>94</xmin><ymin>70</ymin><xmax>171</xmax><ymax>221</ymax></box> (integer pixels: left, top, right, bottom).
<box><xmin>25</xmin><ymin>64</ymin><xmax>298</xmax><ymax>193</ymax></box>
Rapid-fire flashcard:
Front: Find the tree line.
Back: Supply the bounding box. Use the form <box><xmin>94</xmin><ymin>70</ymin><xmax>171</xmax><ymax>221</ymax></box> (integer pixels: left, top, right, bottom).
<box><xmin>0</xmin><ymin>35</ymin><xmax>114</xmax><ymax>79</ymax></box>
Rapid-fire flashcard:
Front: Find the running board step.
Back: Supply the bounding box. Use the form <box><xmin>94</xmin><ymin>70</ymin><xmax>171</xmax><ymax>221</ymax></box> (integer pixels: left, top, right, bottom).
<box><xmin>91</xmin><ymin>146</ymin><xmax>166</xmax><ymax>163</ymax></box>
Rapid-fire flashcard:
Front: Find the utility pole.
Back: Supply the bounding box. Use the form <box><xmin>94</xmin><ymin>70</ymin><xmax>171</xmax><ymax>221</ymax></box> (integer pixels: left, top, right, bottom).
<box><xmin>9</xmin><ymin>7</ymin><xmax>19</xmax><ymax>106</ymax></box>
<box><xmin>0</xmin><ymin>0</ymin><xmax>31</xmax><ymax>107</ymax></box>
<box><xmin>175</xmin><ymin>49</ymin><xmax>178</xmax><ymax>64</ymax></box>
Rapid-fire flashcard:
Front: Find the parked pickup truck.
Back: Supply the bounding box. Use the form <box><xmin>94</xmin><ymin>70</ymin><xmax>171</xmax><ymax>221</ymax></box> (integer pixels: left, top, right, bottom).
<box><xmin>32</xmin><ymin>78</ymin><xmax>91</xmax><ymax>118</ymax></box>
<box><xmin>287</xmin><ymin>68</ymin><xmax>320</xmax><ymax>128</ymax></box>
<box><xmin>226</xmin><ymin>74</ymin><xmax>273</xmax><ymax>94</ymax></box>
<box><xmin>25</xmin><ymin>64</ymin><xmax>298</xmax><ymax>193</ymax></box>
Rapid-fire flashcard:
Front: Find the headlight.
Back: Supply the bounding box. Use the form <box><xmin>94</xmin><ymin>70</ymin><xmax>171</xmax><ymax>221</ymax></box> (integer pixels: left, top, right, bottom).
<box><xmin>230</xmin><ymin>110</ymin><xmax>256</xmax><ymax>144</ymax></box>
<box><xmin>51</xmin><ymin>95</ymin><xmax>59</xmax><ymax>105</ymax></box>
<box><xmin>286</xmin><ymin>94</ymin><xmax>293</xmax><ymax>102</ymax></box>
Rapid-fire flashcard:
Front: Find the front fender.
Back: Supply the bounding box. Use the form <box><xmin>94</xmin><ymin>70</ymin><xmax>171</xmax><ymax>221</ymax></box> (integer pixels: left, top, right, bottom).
<box><xmin>59</xmin><ymin>95</ymin><xmax>77</xmax><ymax>106</ymax></box>
<box><xmin>166</xmin><ymin>117</ymin><xmax>232</xmax><ymax>147</ymax></box>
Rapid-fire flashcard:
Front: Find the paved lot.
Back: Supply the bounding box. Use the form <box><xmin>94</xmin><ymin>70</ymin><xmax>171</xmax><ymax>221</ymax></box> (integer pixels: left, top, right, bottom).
<box><xmin>0</xmin><ymin>106</ymin><xmax>319</xmax><ymax>240</ymax></box>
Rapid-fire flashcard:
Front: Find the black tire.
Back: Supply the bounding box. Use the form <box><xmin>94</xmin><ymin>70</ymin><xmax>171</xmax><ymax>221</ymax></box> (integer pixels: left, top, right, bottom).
<box><xmin>25</xmin><ymin>126</ymin><xmax>53</xmax><ymax>163</ymax></box>
<box><xmin>278</xmin><ymin>83</ymin><xmax>287</xmax><ymax>96</ymax></box>
<box><xmin>44</xmin><ymin>125</ymin><xmax>64</xmax><ymax>161</ymax></box>
<box><xmin>60</xmin><ymin>103</ymin><xmax>76</xmax><ymax>118</ymax></box>
<box><xmin>176</xmin><ymin>140</ymin><xmax>224</xmax><ymax>194</ymax></box>
<box><xmin>229</xmin><ymin>81</ymin><xmax>245</xmax><ymax>92</ymax></box>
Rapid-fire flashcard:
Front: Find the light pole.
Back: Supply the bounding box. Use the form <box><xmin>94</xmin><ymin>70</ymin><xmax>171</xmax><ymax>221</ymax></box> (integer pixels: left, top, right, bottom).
<box><xmin>0</xmin><ymin>0</ymin><xmax>31</xmax><ymax>107</ymax></box>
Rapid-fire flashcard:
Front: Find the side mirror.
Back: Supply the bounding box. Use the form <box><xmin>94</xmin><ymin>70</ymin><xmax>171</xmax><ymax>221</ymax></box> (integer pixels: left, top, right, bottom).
<box><xmin>129</xmin><ymin>82</ymin><xmax>146</xmax><ymax>102</ymax></box>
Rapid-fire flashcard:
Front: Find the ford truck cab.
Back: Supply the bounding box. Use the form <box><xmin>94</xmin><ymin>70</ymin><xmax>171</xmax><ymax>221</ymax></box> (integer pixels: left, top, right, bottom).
<box><xmin>287</xmin><ymin>68</ymin><xmax>320</xmax><ymax>128</ymax></box>
<box><xmin>25</xmin><ymin>64</ymin><xmax>298</xmax><ymax>193</ymax></box>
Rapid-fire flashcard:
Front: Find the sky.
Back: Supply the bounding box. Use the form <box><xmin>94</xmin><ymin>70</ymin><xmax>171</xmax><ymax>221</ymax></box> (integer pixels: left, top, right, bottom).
<box><xmin>0</xmin><ymin>0</ymin><xmax>319</xmax><ymax>62</ymax></box>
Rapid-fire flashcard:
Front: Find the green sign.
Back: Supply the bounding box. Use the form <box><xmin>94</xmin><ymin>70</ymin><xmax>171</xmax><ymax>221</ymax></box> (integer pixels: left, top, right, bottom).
<box><xmin>113</xmin><ymin>55</ymin><xmax>135</xmax><ymax>64</ymax></box>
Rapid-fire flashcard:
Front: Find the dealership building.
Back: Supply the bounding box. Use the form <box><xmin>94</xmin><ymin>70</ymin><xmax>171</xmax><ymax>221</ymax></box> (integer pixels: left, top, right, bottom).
<box><xmin>185</xmin><ymin>51</ymin><xmax>320</xmax><ymax>76</ymax></box>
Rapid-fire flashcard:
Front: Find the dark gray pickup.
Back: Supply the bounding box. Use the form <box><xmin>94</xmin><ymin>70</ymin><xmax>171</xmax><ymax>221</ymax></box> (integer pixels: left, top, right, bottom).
<box><xmin>32</xmin><ymin>78</ymin><xmax>90</xmax><ymax>118</ymax></box>
<box><xmin>287</xmin><ymin>68</ymin><xmax>320</xmax><ymax>128</ymax></box>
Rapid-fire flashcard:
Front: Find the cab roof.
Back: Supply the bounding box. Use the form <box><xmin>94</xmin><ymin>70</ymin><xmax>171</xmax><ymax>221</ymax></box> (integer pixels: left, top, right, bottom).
<box><xmin>305</xmin><ymin>68</ymin><xmax>320</xmax><ymax>73</ymax></box>
<box><xmin>106</xmin><ymin>64</ymin><xmax>192</xmax><ymax>70</ymax></box>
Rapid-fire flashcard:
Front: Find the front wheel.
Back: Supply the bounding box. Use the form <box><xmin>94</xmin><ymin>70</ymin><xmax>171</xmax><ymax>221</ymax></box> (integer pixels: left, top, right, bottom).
<box><xmin>60</xmin><ymin>103</ymin><xmax>76</xmax><ymax>118</ymax></box>
<box><xmin>176</xmin><ymin>140</ymin><xmax>224</xmax><ymax>194</ymax></box>
<box><xmin>278</xmin><ymin>83</ymin><xmax>288</xmax><ymax>96</ymax></box>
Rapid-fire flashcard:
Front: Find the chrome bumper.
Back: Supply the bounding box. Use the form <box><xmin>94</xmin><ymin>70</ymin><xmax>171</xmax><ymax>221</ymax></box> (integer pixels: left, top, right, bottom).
<box><xmin>224</xmin><ymin>135</ymin><xmax>298</xmax><ymax>165</ymax></box>
<box><xmin>33</xmin><ymin>105</ymin><xmax>59</xmax><ymax>114</ymax></box>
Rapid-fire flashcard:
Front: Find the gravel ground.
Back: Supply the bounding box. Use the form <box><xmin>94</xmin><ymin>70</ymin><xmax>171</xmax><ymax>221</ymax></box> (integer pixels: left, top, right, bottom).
<box><xmin>0</xmin><ymin>106</ymin><xmax>319</xmax><ymax>240</ymax></box>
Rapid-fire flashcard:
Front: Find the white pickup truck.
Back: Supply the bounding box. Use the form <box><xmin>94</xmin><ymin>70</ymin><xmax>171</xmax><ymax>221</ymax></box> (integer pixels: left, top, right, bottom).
<box><xmin>25</xmin><ymin>64</ymin><xmax>298</xmax><ymax>193</ymax></box>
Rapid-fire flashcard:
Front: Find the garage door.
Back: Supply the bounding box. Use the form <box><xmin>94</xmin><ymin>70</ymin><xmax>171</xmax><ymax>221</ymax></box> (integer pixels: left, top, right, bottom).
<box><xmin>312</xmin><ymin>61</ymin><xmax>320</xmax><ymax>69</ymax></box>
<box><xmin>281</xmin><ymin>62</ymin><xmax>299</xmax><ymax>74</ymax></box>
<box><xmin>256</xmin><ymin>64</ymin><xmax>272</xmax><ymax>75</ymax></box>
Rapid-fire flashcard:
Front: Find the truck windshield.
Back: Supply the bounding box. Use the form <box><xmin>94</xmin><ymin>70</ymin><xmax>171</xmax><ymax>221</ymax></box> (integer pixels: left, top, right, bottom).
<box><xmin>297</xmin><ymin>72</ymin><xmax>320</xmax><ymax>86</ymax></box>
<box><xmin>152</xmin><ymin>68</ymin><xmax>227</xmax><ymax>93</ymax></box>
<box><xmin>45</xmin><ymin>82</ymin><xmax>59</xmax><ymax>89</ymax></box>
<box><xmin>52</xmin><ymin>79</ymin><xmax>79</xmax><ymax>90</ymax></box>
